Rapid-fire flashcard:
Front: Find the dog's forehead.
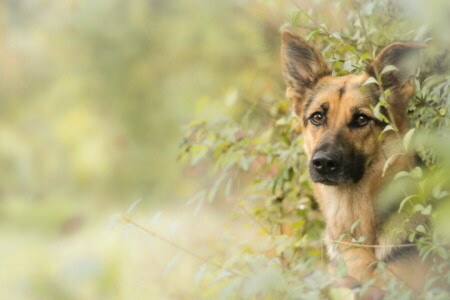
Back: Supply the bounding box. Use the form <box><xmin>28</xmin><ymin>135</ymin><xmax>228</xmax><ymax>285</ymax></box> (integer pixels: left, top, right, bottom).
<box><xmin>304</xmin><ymin>74</ymin><xmax>373</xmax><ymax>113</ymax></box>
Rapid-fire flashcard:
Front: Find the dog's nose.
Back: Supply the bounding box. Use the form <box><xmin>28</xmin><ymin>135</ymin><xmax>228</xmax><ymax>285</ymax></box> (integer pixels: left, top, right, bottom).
<box><xmin>311</xmin><ymin>151</ymin><xmax>339</xmax><ymax>174</ymax></box>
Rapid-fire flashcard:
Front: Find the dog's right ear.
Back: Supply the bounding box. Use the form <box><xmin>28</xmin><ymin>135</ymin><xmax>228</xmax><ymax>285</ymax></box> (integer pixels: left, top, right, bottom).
<box><xmin>281</xmin><ymin>30</ymin><xmax>330</xmax><ymax>116</ymax></box>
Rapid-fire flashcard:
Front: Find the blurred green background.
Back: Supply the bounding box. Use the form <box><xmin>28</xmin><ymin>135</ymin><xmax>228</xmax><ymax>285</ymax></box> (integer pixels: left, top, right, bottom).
<box><xmin>3</xmin><ymin>0</ymin><xmax>449</xmax><ymax>299</ymax></box>
<box><xmin>0</xmin><ymin>0</ymin><xmax>292</xmax><ymax>299</ymax></box>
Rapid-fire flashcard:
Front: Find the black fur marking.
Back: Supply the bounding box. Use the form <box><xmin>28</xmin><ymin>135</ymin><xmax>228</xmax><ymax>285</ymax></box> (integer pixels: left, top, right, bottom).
<box><xmin>303</xmin><ymin>91</ymin><xmax>319</xmax><ymax>119</ymax></box>
<box><xmin>338</xmin><ymin>85</ymin><xmax>346</xmax><ymax>100</ymax></box>
<box><xmin>303</xmin><ymin>117</ymin><xmax>309</xmax><ymax>127</ymax></box>
<box><xmin>303</xmin><ymin>83</ymin><xmax>330</xmax><ymax>112</ymax></box>
<box><xmin>373</xmin><ymin>120</ymin><xmax>388</xmax><ymax>128</ymax></box>
<box><xmin>378</xmin><ymin>106</ymin><xmax>391</xmax><ymax>123</ymax></box>
<box><xmin>320</xmin><ymin>102</ymin><xmax>330</xmax><ymax>111</ymax></box>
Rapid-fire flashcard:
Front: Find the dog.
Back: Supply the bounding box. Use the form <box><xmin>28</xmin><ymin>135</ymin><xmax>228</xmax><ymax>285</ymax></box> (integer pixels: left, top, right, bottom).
<box><xmin>280</xmin><ymin>30</ymin><xmax>428</xmax><ymax>294</ymax></box>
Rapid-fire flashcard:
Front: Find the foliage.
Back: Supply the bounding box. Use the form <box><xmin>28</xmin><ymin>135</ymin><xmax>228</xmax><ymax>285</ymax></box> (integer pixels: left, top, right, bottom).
<box><xmin>162</xmin><ymin>0</ymin><xmax>450</xmax><ymax>299</ymax></box>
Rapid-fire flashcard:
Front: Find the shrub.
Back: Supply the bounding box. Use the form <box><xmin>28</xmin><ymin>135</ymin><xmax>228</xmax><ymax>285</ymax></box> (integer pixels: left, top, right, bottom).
<box><xmin>120</xmin><ymin>0</ymin><xmax>450</xmax><ymax>298</ymax></box>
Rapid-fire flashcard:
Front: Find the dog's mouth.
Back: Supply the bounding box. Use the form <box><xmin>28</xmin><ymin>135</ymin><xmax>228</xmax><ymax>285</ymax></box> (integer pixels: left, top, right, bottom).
<box><xmin>310</xmin><ymin>173</ymin><xmax>358</xmax><ymax>186</ymax></box>
<box><xmin>314</xmin><ymin>178</ymin><xmax>342</xmax><ymax>186</ymax></box>
<box><xmin>309</xmin><ymin>162</ymin><xmax>365</xmax><ymax>186</ymax></box>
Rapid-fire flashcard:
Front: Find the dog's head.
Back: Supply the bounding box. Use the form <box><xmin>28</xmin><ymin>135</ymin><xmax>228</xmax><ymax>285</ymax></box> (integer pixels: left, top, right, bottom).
<box><xmin>281</xmin><ymin>30</ymin><xmax>425</xmax><ymax>186</ymax></box>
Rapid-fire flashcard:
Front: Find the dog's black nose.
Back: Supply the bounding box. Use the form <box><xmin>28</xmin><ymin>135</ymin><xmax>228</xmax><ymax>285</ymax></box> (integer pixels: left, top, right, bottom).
<box><xmin>311</xmin><ymin>151</ymin><xmax>339</xmax><ymax>174</ymax></box>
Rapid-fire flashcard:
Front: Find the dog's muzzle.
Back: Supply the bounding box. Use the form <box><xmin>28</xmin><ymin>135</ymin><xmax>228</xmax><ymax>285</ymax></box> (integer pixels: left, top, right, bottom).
<box><xmin>309</xmin><ymin>148</ymin><xmax>365</xmax><ymax>185</ymax></box>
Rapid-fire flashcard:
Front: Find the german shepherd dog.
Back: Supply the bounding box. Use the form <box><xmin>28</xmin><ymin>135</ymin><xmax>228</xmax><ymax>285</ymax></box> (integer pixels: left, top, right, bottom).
<box><xmin>281</xmin><ymin>30</ymin><xmax>428</xmax><ymax>294</ymax></box>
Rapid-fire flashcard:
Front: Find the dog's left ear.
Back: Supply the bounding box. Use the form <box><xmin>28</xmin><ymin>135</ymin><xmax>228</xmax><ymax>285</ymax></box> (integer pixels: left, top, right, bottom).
<box><xmin>366</xmin><ymin>42</ymin><xmax>426</xmax><ymax>90</ymax></box>
<box><xmin>366</xmin><ymin>42</ymin><xmax>426</xmax><ymax>131</ymax></box>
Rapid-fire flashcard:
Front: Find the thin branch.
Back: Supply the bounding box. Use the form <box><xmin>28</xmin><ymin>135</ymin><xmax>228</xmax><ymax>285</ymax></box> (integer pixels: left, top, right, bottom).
<box><xmin>123</xmin><ymin>216</ymin><xmax>241</xmax><ymax>276</ymax></box>
<box><xmin>322</xmin><ymin>238</ymin><xmax>417</xmax><ymax>248</ymax></box>
<box><xmin>352</xmin><ymin>0</ymin><xmax>374</xmax><ymax>55</ymax></box>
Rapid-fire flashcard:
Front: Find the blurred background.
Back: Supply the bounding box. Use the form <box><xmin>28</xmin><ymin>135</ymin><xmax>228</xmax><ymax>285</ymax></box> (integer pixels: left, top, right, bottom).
<box><xmin>0</xmin><ymin>0</ymin><xmax>292</xmax><ymax>299</ymax></box>
<box><xmin>2</xmin><ymin>0</ymin><xmax>450</xmax><ymax>299</ymax></box>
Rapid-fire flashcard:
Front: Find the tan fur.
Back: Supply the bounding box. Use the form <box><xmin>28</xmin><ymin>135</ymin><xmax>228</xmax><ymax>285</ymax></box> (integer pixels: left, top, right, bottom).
<box><xmin>281</xmin><ymin>30</ymin><xmax>428</xmax><ymax>292</ymax></box>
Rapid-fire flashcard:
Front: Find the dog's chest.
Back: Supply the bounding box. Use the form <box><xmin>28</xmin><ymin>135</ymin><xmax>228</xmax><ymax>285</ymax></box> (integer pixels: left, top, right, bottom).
<box><xmin>316</xmin><ymin>185</ymin><xmax>378</xmax><ymax>254</ymax></box>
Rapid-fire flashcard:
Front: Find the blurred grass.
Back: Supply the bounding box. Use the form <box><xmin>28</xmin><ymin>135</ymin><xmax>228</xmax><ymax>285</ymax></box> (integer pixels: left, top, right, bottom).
<box><xmin>0</xmin><ymin>0</ymin><xmax>292</xmax><ymax>299</ymax></box>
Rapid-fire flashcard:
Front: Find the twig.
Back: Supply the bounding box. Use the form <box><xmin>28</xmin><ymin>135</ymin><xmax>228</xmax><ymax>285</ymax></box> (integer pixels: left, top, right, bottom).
<box><xmin>322</xmin><ymin>238</ymin><xmax>417</xmax><ymax>248</ymax></box>
<box><xmin>123</xmin><ymin>216</ymin><xmax>241</xmax><ymax>276</ymax></box>
<box><xmin>353</xmin><ymin>0</ymin><xmax>374</xmax><ymax>56</ymax></box>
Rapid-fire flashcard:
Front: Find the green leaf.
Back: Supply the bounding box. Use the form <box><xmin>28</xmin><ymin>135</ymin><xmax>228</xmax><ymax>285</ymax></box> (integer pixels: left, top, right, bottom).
<box><xmin>194</xmin><ymin>264</ymin><xmax>207</xmax><ymax>286</ymax></box>
<box><xmin>164</xmin><ymin>252</ymin><xmax>183</xmax><ymax>278</ymax></box>
<box><xmin>393</xmin><ymin>170</ymin><xmax>410</xmax><ymax>181</ymax></box>
<box><xmin>413</xmin><ymin>204</ymin><xmax>425</xmax><ymax>213</ymax></box>
<box><xmin>225</xmin><ymin>89</ymin><xmax>238</xmax><ymax>107</ymax></box>
<box><xmin>380</xmin><ymin>64</ymin><xmax>399</xmax><ymax>76</ymax></box>
<box><xmin>208</xmin><ymin>174</ymin><xmax>226</xmax><ymax>202</ymax></box>
<box><xmin>331</xmin><ymin>32</ymin><xmax>342</xmax><ymax>41</ymax></box>
<box><xmin>379</xmin><ymin>124</ymin><xmax>397</xmax><ymax>140</ymax></box>
<box><xmin>191</xmin><ymin>145</ymin><xmax>209</xmax><ymax>165</ymax></box>
<box><xmin>363</xmin><ymin>77</ymin><xmax>378</xmax><ymax>86</ymax></box>
<box><xmin>169</xmin><ymin>220</ymin><xmax>179</xmax><ymax>237</ymax></box>
<box><xmin>126</xmin><ymin>198</ymin><xmax>142</xmax><ymax>215</ymax></box>
<box><xmin>149</xmin><ymin>211</ymin><xmax>163</xmax><ymax>227</ymax></box>
<box><xmin>224</xmin><ymin>178</ymin><xmax>233</xmax><ymax>197</ymax></box>
<box><xmin>398</xmin><ymin>195</ymin><xmax>417</xmax><ymax>213</ymax></box>
<box><xmin>415</xmin><ymin>225</ymin><xmax>426</xmax><ymax>234</ymax></box>
<box><xmin>421</xmin><ymin>204</ymin><xmax>432</xmax><ymax>215</ymax></box>
<box><xmin>402</xmin><ymin>128</ymin><xmax>415</xmax><ymax>151</ymax></box>
<box><xmin>372</xmin><ymin>102</ymin><xmax>390</xmax><ymax>123</ymax></box>
<box><xmin>409</xmin><ymin>167</ymin><xmax>423</xmax><ymax>179</ymax></box>
<box><xmin>343</xmin><ymin>60</ymin><xmax>354</xmax><ymax>72</ymax></box>
<box><xmin>211</xmin><ymin>270</ymin><xmax>233</xmax><ymax>283</ymax></box>
<box><xmin>329</xmin><ymin>288</ymin><xmax>355</xmax><ymax>300</ymax></box>
<box><xmin>382</xmin><ymin>153</ymin><xmax>402</xmax><ymax>177</ymax></box>
<box><xmin>357</xmin><ymin>236</ymin><xmax>366</xmax><ymax>243</ymax></box>
<box><xmin>350</xmin><ymin>218</ymin><xmax>361</xmax><ymax>235</ymax></box>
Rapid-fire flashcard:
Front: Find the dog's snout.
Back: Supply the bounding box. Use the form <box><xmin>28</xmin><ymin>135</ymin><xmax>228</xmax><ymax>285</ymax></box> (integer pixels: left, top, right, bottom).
<box><xmin>311</xmin><ymin>151</ymin><xmax>339</xmax><ymax>174</ymax></box>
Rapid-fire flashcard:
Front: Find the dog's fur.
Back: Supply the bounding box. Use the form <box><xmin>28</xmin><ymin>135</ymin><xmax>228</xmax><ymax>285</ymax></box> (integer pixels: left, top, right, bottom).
<box><xmin>281</xmin><ymin>30</ymin><xmax>428</xmax><ymax>291</ymax></box>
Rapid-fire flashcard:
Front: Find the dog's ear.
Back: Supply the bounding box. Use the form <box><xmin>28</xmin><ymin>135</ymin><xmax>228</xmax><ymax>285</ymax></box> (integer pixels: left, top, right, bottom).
<box><xmin>366</xmin><ymin>42</ymin><xmax>426</xmax><ymax>90</ymax></box>
<box><xmin>281</xmin><ymin>30</ymin><xmax>331</xmax><ymax>116</ymax></box>
<box><xmin>366</xmin><ymin>42</ymin><xmax>426</xmax><ymax>132</ymax></box>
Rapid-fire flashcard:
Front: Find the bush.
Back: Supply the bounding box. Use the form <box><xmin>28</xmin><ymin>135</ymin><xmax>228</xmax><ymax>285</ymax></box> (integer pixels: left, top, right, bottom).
<box><xmin>120</xmin><ymin>0</ymin><xmax>450</xmax><ymax>298</ymax></box>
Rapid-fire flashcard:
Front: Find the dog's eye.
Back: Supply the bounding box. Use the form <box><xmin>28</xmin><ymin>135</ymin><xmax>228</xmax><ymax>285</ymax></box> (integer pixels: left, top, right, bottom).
<box><xmin>353</xmin><ymin>114</ymin><xmax>370</xmax><ymax>127</ymax></box>
<box><xmin>310</xmin><ymin>112</ymin><xmax>325</xmax><ymax>125</ymax></box>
